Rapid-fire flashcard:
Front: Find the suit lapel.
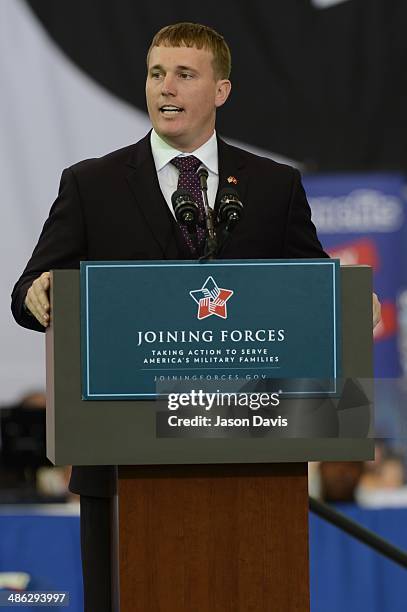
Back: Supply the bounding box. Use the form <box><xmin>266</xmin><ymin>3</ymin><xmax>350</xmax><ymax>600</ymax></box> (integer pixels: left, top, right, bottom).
<box><xmin>125</xmin><ymin>134</ymin><xmax>181</xmax><ymax>259</ymax></box>
<box><xmin>125</xmin><ymin>134</ymin><xmax>248</xmax><ymax>259</ymax></box>
<box><xmin>217</xmin><ymin>136</ymin><xmax>248</xmax><ymax>200</ymax></box>
<box><xmin>216</xmin><ymin>137</ymin><xmax>248</xmax><ymax>255</ymax></box>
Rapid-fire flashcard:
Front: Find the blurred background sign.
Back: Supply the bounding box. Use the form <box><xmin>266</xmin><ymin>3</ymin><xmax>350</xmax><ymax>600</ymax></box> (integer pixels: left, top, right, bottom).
<box><xmin>304</xmin><ymin>173</ymin><xmax>407</xmax><ymax>377</ymax></box>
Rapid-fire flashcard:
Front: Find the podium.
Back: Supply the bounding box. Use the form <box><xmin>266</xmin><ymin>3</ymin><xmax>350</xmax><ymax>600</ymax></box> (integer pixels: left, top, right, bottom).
<box><xmin>46</xmin><ymin>263</ymin><xmax>373</xmax><ymax>612</ymax></box>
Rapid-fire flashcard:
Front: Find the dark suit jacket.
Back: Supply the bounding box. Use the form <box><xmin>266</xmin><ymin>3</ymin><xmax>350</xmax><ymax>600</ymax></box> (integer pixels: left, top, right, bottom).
<box><xmin>11</xmin><ymin>133</ymin><xmax>327</xmax><ymax>496</ymax></box>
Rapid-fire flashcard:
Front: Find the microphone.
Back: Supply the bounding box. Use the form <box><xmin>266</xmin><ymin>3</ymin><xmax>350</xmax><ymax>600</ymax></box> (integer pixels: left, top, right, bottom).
<box><xmin>216</xmin><ymin>188</ymin><xmax>244</xmax><ymax>231</ymax></box>
<box><xmin>171</xmin><ymin>189</ymin><xmax>199</xmax><ymax>233</ymax></box>
<box><xmin>197</xmin><ymin>166</ymin><xmax>209</xmax><ymax>191</ymax></box>
<box><xmin>197</xmin><ymin>167</ymin><xmax>213</xmax><ymax>234</ymax></box>
<box><xmin>196</xmin><ymin>166</ymin><xmax>217</xmax><ymax>259</ymax></box>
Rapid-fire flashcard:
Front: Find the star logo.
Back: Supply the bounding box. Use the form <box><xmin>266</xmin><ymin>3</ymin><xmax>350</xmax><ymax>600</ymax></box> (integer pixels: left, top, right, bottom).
<box><xmin>190</xmin><ymin>276</ymin><xmax>234</xmax><ymax>320</ymax></box>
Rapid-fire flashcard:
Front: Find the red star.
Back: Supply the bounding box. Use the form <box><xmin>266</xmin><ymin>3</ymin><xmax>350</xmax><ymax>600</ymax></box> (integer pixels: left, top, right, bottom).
<box><xmin>197</xmin><ymin>288</ymin><xmax>234</xmax><ymax>320</ymax></box>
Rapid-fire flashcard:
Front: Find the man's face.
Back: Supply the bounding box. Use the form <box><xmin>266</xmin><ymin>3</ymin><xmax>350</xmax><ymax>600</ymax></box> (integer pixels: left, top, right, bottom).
<box><xmin>146</xmin><ymin>45</ymin><xmax>231</xmax><ymax>152</ymax></box>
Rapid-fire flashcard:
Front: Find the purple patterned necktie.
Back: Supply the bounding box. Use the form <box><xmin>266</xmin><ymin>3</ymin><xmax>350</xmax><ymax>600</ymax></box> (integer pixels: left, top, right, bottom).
<box><xmin>170</xmin><ymin>155</ymin><xmax>206</xmax><ymax>253</ymax></box>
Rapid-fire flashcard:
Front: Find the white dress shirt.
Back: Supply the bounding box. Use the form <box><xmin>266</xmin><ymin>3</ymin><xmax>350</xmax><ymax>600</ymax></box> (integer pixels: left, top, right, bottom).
<box><xmin>150</xmin><ymin>129</ymin><xmax>219</xmax><ymax>218</ymax></box>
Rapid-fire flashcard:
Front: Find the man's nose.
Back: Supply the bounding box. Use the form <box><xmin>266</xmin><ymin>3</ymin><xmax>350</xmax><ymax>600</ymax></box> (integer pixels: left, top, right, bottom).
<box><xmin>161</xmin><ymin>73</ymin><xmax>176</xmax><ymax>95</ymax></box>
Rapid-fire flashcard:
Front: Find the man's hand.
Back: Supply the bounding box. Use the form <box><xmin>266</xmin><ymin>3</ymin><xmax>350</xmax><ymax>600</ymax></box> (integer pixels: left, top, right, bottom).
<box><xmin>25</xmin><ymin>272</ymin><xmax>51</xmax><ymax>327</ymax></box>
<box><xmin>372</xmin><ymin>292</ymin><xmax>381</xmax><ymax>329</ymax></box>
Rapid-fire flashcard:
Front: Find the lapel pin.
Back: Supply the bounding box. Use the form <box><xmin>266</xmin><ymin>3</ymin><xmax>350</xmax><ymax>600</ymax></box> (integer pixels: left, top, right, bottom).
<box><xmin>227</xmin><ymin>176</ymin><xmax>238</xmax><ymax>185</ymax></box>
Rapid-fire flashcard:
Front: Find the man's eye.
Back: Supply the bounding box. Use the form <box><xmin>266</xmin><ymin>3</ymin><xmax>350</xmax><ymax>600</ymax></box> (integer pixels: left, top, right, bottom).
<box><xmin>151</xmin><ymin>72</ymin><xmax>162</xmax><ymax>79</ymax></box>
<box><xmin>179</xmin><ymin>72</ymin><xmax>193</xmax><ymax>79</ymax></box>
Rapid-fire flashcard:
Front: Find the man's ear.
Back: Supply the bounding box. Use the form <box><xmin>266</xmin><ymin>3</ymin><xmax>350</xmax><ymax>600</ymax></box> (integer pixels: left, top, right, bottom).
<box><xmin>215</xmin><ymin>80</ymin><xmax>232</xmax><ymax>108</ymax></box>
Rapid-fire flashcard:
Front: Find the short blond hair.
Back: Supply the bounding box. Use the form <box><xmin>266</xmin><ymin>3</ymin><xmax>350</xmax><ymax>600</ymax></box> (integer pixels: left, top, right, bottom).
<box><xmin>147</xmin><ymin>22</ymin><xmax>231</xmax><ymax>80</ymax></box>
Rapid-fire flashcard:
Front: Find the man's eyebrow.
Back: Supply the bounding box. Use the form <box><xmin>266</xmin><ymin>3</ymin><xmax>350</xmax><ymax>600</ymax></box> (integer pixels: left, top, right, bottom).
<box><xmin>149</xmin><ymin>64</ymin><xmax>198</xmax><ymax>73</ymax></box>
<box><xmin>176</xmin><ymin>65</ymin><xmax>198</xmax><ymax>73</ymax></box>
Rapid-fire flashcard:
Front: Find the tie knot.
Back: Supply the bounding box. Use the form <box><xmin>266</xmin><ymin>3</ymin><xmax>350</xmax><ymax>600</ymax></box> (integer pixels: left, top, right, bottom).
<box><xmin>170</xmin><ymin>155</ymin><xmax>202</xmax><ymax>174</ymax></box>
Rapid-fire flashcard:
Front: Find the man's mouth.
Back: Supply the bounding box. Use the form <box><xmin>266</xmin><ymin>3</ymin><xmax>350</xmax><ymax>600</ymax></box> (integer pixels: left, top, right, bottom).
<box><xmin>159</xmin><ymin>105</ymin><xmax>184</xmax><ymax>114</ymax></box>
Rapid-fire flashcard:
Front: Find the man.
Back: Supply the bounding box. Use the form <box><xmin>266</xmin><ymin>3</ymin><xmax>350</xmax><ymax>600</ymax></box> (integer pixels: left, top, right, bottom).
<box><xmin>11</xmin><ymin>22</ymin><xmax>380</xmax><ymax>612</ymax></box>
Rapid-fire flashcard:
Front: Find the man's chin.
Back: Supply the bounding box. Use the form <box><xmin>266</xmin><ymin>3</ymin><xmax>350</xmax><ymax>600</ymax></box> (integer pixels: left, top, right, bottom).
<box><xmin>155</xmin><ymin>124</ymin><xmax>189</xmax><ymax>147</ymax></box>
<box><xmin>157</xmin><ymin>120</ymin><xmax>184</xmax><ymax>135</ymax></box>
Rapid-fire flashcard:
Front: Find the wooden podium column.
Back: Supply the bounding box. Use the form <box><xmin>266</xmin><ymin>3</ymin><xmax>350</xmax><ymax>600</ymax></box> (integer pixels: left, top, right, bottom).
<box><xmin>118</xmin><ymin>463</ymin><xmax>309</xmax><ymax>612</ymax></box>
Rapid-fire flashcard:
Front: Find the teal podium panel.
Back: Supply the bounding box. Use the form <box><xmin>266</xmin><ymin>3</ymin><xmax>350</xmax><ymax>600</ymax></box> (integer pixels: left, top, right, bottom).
<box><xmin>81</xmin><ymin>259</ymin><xmax>340</xmax><ymax>400</ymax></box>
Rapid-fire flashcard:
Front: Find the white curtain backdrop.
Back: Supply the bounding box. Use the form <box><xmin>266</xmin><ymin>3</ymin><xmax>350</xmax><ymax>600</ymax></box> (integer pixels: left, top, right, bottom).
<box><xmin>1</xmin><ymin>0</ymin><xmax>151</xmax><ymax>403</ymax></box>
<box><xmin>1</xmin><ymin>0</ymin><xmax>294</xmax><ymax>404</ymax></box>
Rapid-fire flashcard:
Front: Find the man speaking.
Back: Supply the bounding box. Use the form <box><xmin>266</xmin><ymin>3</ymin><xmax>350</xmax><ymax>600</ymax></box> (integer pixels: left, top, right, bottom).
<box><xmin>11</xmin><ymin>22</ymin><xmax>379</xmax><ymax>612</ymax></box>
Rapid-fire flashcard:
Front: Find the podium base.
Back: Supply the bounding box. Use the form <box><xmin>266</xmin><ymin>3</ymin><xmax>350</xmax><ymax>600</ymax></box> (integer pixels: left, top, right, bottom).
<box><xmin>117</xmin><ymin>463</ymin><xmax>309</xmax><ymax>612</ymax></box>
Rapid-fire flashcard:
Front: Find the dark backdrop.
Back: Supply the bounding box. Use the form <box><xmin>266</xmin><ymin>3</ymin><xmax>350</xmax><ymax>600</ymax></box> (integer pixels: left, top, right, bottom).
<box><xmin>26</xmin><ymin>0</ymin><xmax>407</xmax><ymax>171</ymax></box>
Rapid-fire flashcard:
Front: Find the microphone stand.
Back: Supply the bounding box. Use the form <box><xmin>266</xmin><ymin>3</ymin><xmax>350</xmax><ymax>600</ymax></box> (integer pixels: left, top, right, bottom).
<box><xmin>197</xmin><ymin>168</ymin><xmax>218</xmax><ymax>260</ymax></box>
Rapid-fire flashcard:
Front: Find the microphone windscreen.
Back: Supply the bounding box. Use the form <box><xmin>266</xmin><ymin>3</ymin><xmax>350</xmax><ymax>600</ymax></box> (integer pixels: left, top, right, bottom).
<box><xmin>217</xmin><ymin>187</ymin><xmax>240</xmax><ymax>201</ymax></box>
<box><xmin>171</xmin><ymin>189</ymin><xmax>198</xmax><ymax>226</ymax></box>
<box><xmin>171</xmin><ymin>188</ymin><xmax>194</xmax><ymax>208</ymax></box>
<box><xmin>216</xmin><ymin>187</ymin><xmax>244</xmax><ymax>225</ymax></box>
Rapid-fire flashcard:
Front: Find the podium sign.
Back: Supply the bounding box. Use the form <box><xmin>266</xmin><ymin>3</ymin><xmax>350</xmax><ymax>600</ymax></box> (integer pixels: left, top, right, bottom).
<box><xmin>80</xmin><ymin>259</ymin><xmax>340</xmax><ymax>400</ymax></box>
<box><xmin>46</xmin><ymin>264</ymin><xmax>372</xmax><ymax>465</ymax></box>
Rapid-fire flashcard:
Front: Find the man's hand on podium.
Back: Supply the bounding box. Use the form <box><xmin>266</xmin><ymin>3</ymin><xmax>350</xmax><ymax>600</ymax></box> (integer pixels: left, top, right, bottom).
<box><xmin>25</xmin><ymin>272</ymin><xmax>51</xmax><ymax>327</ymax></box>
<box><xmin>373</xmin><ymin>292</ymin><xmax>381</xmax><ymax>329</ymax></box>
<box><xmin>22</xmin><ymin>272</ymin><xmax>381</xmax><ymax>331</ymax></box>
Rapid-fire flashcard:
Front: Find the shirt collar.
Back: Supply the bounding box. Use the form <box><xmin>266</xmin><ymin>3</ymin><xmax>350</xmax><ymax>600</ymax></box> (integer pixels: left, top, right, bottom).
<box><xmin>150</xmin><ymin>129</ymin><xmax>218</xmax><ymax>175</ymax></box>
